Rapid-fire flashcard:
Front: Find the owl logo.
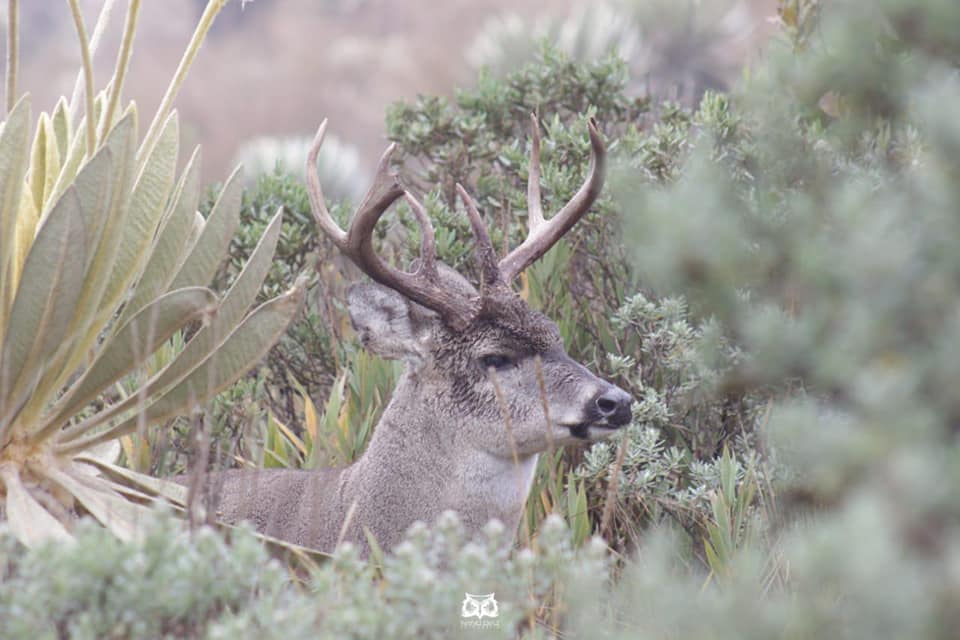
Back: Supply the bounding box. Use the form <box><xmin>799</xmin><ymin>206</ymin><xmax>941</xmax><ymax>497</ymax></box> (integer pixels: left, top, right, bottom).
<box><xmin>461</xmin><ymin>592</ymin><xmax>499</xmax><ymax>619</ymax></box>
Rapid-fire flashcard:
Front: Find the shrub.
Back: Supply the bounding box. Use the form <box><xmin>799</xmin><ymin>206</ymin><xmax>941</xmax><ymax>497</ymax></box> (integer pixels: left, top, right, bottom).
<box><xmin>0</xmin><ymin>510</ymin><xmax>609</xmax><ymax>639</ymax></box>
<box><xmin>599</xmin><ymin>0</ymin><xmax>960</xmax><ymax>633</ymax></box>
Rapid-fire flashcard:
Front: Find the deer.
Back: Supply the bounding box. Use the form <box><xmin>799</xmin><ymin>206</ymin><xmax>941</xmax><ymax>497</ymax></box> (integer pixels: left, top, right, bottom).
<box><xmin>203</xmin><ymin>115</ymin><xmax>633</xmax><ymax>554</ymax></box>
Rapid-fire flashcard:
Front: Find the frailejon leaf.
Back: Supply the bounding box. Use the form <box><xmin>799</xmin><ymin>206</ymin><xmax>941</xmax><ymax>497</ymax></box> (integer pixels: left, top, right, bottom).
<box><xmin>56</xmin><ymin>110</ymin><xmax>136</xmax><ymax>353</ymax></box>
<box><xmin>168</xmin><ymin>164</ymin><xmax>243</xmax><ymax>290</ymax></box>
<box><xmin>27</xmin><ymin>112</ymin><xmax>50</xmax><ymax>213</ymax></box>
<box><xmin>213</xmin><ymin>520</ymin><xmax>329</xmax><ymax>569</ymax></box>
<box><xmin>45</xmin><ymin>118</ymin><xmax>86</xmax><ymax>208</ymax></box>
<box><xmin>0</xmin><ymin>96</ymin><xmax>32</xmax><ymax>342</ymax></box>
<box><xmin>74</xmin><ymin>455</ymin><xmax>188</xmax><ymax>506</ymax></box>
<box><xmin>153</xmin><ymin>207</ymin><xmax>283</xmax><ymax>389</ymax></box>
<box><xmin>0</xmin><ymin>188</ymin><xmax>87</xmax><ymax>428</ymax></box>
<box><xmin>99</xmin><ymin>111</ymin><xmax>178</xmax><ymax>320</ymax></box>
<box><xmin>46</xmin><ymin>92</ymin><xmax>116</xmax><ymax>208</ymax></box>
<box><xmin>36</xmin><ymin>287</ymin><xmax>217</xmax><ymax>440</ymax></box>
<box><xmin>57</xmin><ymin>280</ymin><xmax>306</xmax><ymax>454</ymax></box>
<box><xmin>40</xmin><ymin>114</ymin><xmax>61</xmax><ymax>208</ymax></box>
<box><xmin>44</xmin><ymin>89</ymin><xmax>109</xmax><ymax>211</ymax></box>
<box><xmin>44</xmin><ymin>466</ymin><xmax>153</xmax><ymax>542</ymax></box>
<box><xmin>119</xmin><ymin>147</ymin><xmax>202</xmax><ymax>324</ymax></box>
<box><xmin>28</xmin><ymin>112</ymin><xmax>137</xmax><ymax>411</ymax></box>
<box><xmin>51</xmin><ymin>97</ymin><xmax>71</xmax><ymax>163</ymax></box>
<box><xmin>0</xmin><ymin>464</ymin><xmax>72</xmax><ymax>546</ymax></box>
<box><xmin>10</xmin><ymin>185</ymin><xmax>39</xmax><ymax>295</ymax></box>
<box><xmin>71</xmin><ymin>146</ymin><xmax>114</xmax><ymax>272</ymax></box>
<box><xmin>64</xmin><ymin>462</ymin><xmax>330</xmax><ymax>567</ymax></box>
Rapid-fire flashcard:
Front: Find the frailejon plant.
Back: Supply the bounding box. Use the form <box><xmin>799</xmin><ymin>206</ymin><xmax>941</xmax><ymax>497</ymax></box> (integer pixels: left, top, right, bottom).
<box><xmin>0</xmin><ymin>0</ymin><xmax>304</xmax><ymax>547</ymax></box>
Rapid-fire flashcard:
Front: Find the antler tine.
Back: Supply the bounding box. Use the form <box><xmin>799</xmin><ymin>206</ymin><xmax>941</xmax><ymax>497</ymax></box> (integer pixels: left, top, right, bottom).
<box><xmin>341</xmin><ymin>142</ymin><xmax>405</xmax><ymax>252</ymax></box>
<box><xmin>403</xmin><ymin>191</ymin><xmax>438</xmax><ymax>279</ymax></box>
<box><xmin>307</xmin><ymin>120</ymin><xmax>478</xmax><ymax>329</ymax></box>
<box><xmin>498</xmin><ymin>117</ymin><xmax>606</xmax><ymax>283</ymax></box>
<box><xmin>306</xmin><ymin>119</ymin><xmax>348</xmax><ymax>246</ymax></box>
<box><xmin>456</xmin><ymin>183</ymin><xmax>502</xmax><ymax>289</ymax></box>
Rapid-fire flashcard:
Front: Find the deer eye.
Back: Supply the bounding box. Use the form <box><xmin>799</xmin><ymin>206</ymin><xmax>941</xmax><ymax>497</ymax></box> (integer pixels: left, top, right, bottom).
<box><xmin>480</xmin><ymin>354</ymin><xmax>514</xmax><ymax>370</ymax></box>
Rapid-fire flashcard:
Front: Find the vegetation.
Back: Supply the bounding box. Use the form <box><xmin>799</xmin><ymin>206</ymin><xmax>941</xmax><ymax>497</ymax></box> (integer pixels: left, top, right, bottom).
<box><xmin>214</xmin><ymin>43</ymin><xmax>767</xmax><ymax>554</ymax></box>
<box><xmin>0</xmin><ymin>0</ymin><xmax>303</xmax><ymax>547</ymax></box>
<box><xmin>3</xmin><ymin>0</ymin><xmax>960</xmax><ymax>637</ymax></box>
<box><xmin>0</xmin><ymin>510</ymin><xmax>603</xmax><ymax>639</ymax></box>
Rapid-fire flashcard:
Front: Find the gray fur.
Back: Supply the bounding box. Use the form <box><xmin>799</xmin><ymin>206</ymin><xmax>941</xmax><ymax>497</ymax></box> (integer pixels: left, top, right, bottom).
<box><xmin>208</xmin><ymin>273</ymin><xmax>631</xmax><ymax>554</ymax></box>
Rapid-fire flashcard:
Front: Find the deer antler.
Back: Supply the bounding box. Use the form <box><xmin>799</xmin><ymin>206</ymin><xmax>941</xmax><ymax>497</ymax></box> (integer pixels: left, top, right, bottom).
<box><xmin>307</xmin><ymin>120</ymin><xmax>478</xmax><ymax>328</ymax></box>
<box><xmin>307</xmin><ymin>116</ymin><xmax>605</xmax><ymax>327</ymax></box>
<box><xmin>498</xmin><ymin>115</ymin><xmax>606</xmax><ymax>283</ymax></box>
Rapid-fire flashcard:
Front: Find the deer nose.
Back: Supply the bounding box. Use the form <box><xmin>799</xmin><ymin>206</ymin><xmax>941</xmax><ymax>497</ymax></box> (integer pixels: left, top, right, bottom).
<box><xmin>594</xmin><ymin>386</ymin><xmax>632</xmax><ymax>426</ymax></box>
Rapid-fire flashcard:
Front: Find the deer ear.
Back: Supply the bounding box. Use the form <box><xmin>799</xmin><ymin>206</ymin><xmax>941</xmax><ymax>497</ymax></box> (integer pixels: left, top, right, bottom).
<box><xmin>347</xmin><ymin>282</ymin><xmax>431</xmax><ymax>361</ymax></box>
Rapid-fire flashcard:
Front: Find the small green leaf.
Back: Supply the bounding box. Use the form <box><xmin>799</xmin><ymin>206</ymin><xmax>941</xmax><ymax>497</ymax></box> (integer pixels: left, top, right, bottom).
<box><xmin>363</xmin><ymin>526</ymin><xmax>386</xmax><ymax>573</ymax></box>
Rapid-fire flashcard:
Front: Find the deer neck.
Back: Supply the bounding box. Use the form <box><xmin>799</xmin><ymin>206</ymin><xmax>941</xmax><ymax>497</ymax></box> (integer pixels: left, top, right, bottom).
<box><xmin>347</xmin><ymin>370</ymin><xmax>539</xmax><ymax>538</ymax></box>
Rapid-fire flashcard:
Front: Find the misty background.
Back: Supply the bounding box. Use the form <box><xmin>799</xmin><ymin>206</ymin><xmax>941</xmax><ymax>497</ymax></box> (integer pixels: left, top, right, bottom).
<box><xmin>9</xmin><ymin>0</ymin><xmax>776</xmax><ymax>182</ymax></box>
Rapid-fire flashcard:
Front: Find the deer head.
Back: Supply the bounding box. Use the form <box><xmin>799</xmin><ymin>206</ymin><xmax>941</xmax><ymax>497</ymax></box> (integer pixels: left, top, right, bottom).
<box><xmin>305</xmin><ymin>115</ymin><xmax>632</xmax><ymax>463</ymax></box>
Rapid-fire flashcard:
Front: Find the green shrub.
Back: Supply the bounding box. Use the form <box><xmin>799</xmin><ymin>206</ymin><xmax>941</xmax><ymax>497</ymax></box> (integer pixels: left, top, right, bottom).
<box><xmin>0</xmin><ymin>515</ymin><xmax>292</xmax><ymax>640</ymax></box>
<box><xmin>599</xmin><ymin>0</ymin><xmax>960</xmax><ymax>633</ymax></box>
<box><xmin>0</xmin><ymin>510</ymin><xmax>608</xmax><ymax>639</ymax></box>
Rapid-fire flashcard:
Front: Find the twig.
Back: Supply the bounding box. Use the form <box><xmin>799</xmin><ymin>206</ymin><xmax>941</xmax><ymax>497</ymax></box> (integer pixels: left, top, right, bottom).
<box><xmin>66</xmin><ymin>0</ymin><xmax>96</xmax><ymax>153</ymax></box>
<box><xmin>185</xmin><ymin>408</ymin><xmax>210</xmax><ymax>531</ymax></box>
<box><xmin>335</xmin><ymin>499</ymin><xmax>359</xmax><ymax>550</ymax></box>
<box><xmin>138</xmin><ymin>0</ymin><xmax>229</xmax><ymax>168</ymax></box>
<box><xmin>68</xmin><ymin>0</ymin><xmax>118</xmax><ymax>129</ymax></box>
<box><xmin>599</xmin><ymin>430</ymin><xmax>627</xmax><ymax>539</ymax></box>
<box><xmin>5</xmin><ymin>0</ymin><xmax>18</xmax><ymax>114</ymax></box>
<box><xmin>97</xmin><ymin>0</ymin><xmax>141</xmax><ymax>142</ymax></box>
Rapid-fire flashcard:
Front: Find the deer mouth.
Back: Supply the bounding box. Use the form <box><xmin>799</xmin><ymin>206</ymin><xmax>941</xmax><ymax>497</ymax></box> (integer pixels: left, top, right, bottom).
<box><xmin>567</xmin><ymin>420</ymin><xmax>623</xmax><ymax>440</ymax></box>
